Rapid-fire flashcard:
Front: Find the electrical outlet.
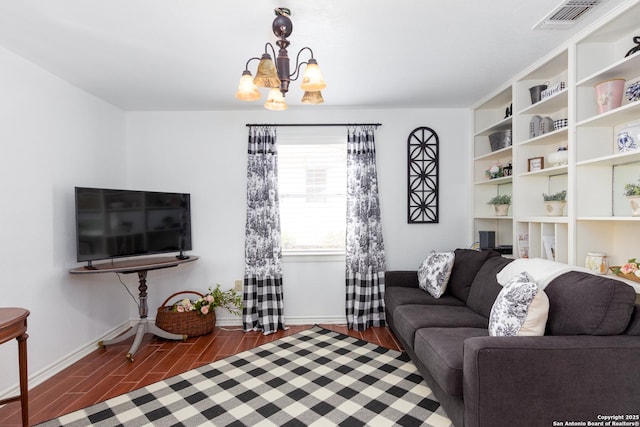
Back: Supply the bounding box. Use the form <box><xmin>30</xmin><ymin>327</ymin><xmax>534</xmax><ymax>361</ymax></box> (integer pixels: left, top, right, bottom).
<box><xmin>234</xmin><ymin>280</ymin><xmax>243</xmax><ymax>292</ymax></box>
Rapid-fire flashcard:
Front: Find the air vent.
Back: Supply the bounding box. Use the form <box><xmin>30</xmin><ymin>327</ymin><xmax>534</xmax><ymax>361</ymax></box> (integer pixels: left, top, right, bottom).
<box><xmin>533</xmin><ymin>0</ymin><xmax>605</xmax><ymax>30</ymax></box>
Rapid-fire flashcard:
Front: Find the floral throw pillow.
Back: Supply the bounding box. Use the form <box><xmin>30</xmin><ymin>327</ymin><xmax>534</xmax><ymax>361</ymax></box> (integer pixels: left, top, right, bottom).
<box><xmin>417</xmin><ymin>251</ymin><xmax>455</xmax><ymax>298</ymax></box>
<box><xmin>489</xmin><ymin>271</ymin><xmax>549</xmax><ymax>337</ymax></box>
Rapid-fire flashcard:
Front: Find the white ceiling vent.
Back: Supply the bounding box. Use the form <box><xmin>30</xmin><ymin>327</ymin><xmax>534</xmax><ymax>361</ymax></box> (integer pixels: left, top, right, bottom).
<box><xmin>533</xmin><ymin>0</ymin><xmax>605</xmax><ymax>30</ymax></box>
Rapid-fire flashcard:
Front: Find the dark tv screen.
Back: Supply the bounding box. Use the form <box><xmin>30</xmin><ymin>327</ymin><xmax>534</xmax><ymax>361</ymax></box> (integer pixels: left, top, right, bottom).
<box><xmin>75</xmin><ymin>187</ymin><xmax>192</xmax><ymax>263</ymax></box>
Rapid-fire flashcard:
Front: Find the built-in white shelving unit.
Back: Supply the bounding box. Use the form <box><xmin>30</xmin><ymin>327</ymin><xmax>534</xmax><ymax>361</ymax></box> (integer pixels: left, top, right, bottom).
<box><xmin>471</xmin><ymin>0</ymin><xmax>640</xmax><ymax>292</ymax></box>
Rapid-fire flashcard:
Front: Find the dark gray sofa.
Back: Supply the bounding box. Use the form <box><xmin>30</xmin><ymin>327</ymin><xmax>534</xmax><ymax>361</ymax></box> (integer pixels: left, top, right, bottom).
<box><xmin>385</xmin><ymin>249</ymin><xmax>640</xmax><ymax>427</ymax></box>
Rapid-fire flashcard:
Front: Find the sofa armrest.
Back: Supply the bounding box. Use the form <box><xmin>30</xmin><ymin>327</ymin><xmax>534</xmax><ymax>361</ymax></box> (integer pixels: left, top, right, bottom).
<box><xmin>385</xmin><ymin>270</ymin><xmax>419</xmax><ymax>288</ymax></box>
<box><xmin>463</xmin><ymin>335</ymin><xmax>640</xmax><ymax>427</ymax></box>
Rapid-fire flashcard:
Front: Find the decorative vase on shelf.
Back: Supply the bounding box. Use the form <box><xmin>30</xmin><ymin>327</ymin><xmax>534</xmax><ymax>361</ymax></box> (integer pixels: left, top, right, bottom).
<box><xmin>594</xmin><ymin>79</ymin><xmax>625</xmax><ymax>114</ymax></box>
<box><xmin>628</xmin><ymin>195</ymin><xmax>640</xmax><ymax>217</ymax></box>
<box><xmin>585</xmin><ymin>252</ymin><xmax>609</xmax><ymax>275</ymax></box>
<box><xmin>617</xmin><ymin>122</ymin><xmax>640</xmax><ymax>153</ymax></box>
<box><xmin>494</xmin><ymin>204</ymin><xmax>509</xmax><ymax>216</ymax></box>
<box><xmin>529</xmin><ymin>83</ymin><xmax>548</xmax><ymax>105</ymax></box>
<box><xmin>544</xmin><ymin>201</ymin><xmax>566</xmax><ymax>216</ymax></box>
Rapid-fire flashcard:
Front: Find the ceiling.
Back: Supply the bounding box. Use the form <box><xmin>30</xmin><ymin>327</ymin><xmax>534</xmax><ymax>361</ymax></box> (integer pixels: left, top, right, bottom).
<box><xmin>0</xmin><ymin>0</ymin><xmax>618</xmax><ymax>111</ymax></box>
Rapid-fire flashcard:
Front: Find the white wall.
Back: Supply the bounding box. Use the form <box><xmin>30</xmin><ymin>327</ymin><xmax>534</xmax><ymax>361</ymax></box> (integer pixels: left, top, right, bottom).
<box><xmin>0</xmin><ymin>46</ymin><xmax>127</xmax><ymax>395</ymax></box>
<box><xmin>0</xmin><ymin>45</ymin><xmax>470</xmax><ymax>396</ymax></box>
<box><xmin>125</xmin><ymin>108</ymin><xmax>471</xmax><ymax>324</ymax></box>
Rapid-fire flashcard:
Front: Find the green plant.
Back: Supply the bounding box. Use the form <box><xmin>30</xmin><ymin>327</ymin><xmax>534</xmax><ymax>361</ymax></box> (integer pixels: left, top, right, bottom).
<box><xmin>172</xmin><ymin>284</ymin><xmax>243</xmax><ymax>316</ymax></box>
<box><xmin>624</xmin><ymin>179</ymin><xmax>640</xmax><ymax>197</ymax></box>
<box><xmin>542</xmin><ymin>190</ymin><xmax>566</xmax><ymax>201</ymax></box>
<box><xmin>487</xmin><ymin>194</ymin><xmax>511</xmax><ymax>205</ymax></box>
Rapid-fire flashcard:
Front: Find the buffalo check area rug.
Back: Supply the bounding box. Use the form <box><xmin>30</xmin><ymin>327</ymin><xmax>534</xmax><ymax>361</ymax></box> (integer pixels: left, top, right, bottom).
<box><xmin>37</xmin><ymin>326</ymin><xmax>452</xmax><ymax>427</ymax></box>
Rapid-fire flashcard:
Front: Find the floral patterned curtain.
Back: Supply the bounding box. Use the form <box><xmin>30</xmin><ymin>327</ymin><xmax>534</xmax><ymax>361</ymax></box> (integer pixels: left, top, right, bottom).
<box><xmin>345</xmin><ymin>126</ymin><xmax>386</xmax><ymax>331</ymax></box>
<box><xmin>243</xmin><ymin>126</ymin><xmax>287</xmax><ymax>335</ymax></box>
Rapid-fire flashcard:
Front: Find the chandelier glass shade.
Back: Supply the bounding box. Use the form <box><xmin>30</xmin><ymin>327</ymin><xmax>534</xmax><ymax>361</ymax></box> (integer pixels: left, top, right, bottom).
<box><xmin>235</xmin><ymin>8</ymin><xmax>326</xmax><ymax>111</ymax></box>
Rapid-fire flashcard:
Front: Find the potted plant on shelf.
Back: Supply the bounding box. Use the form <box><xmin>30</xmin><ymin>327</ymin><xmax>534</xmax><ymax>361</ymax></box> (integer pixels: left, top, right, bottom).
<box><xmin>487</xmin><ymin>194</ymin><xmax>511</xmax><ymax>216</ymax></box>
<box><xmin>542</xmin><ymin>190</ymin><xmax>567</xmax><ymax>216</ymax></box>
<box><xmin>624</xmin><ymin>179</ymin><xmax>640</xmax><ymax>216</ymax></box>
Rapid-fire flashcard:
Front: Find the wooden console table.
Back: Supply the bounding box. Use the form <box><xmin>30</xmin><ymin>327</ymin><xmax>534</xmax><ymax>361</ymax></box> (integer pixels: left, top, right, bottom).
<box><xmin>70</xmin><ymin>256</ymin><xmax>198</xmax><ymax>362</ymax></box>
<box><xmin>0</xmin><ymin>308</ymin><xmax>30</xmax><ymax>427</ymax></box>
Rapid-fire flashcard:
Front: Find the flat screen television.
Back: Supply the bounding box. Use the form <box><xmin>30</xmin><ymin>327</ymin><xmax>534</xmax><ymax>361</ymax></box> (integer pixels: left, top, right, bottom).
<box><xmin>75</xmin><ymin>187</ymin><xmax>192</xmax><ymax>266</ymax></box>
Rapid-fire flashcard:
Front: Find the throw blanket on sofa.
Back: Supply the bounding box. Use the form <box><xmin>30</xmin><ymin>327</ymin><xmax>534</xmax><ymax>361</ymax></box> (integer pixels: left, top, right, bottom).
<box><xmin>496</xmin><ymin>258</ymin><xmax>591</xmax><ymax>289</ymax></box>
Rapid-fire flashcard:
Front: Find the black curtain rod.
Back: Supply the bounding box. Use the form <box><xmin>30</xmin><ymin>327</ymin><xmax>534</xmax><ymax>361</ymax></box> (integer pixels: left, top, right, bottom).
<box><xmin>245</xmin><ymin>123</ymin><xmax>382</xmax><ymax>128</ymax></box>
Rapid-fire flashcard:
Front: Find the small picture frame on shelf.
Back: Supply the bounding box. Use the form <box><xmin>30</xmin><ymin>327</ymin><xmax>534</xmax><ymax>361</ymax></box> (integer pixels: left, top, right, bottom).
<box><xmin>528</xmin><ymin>157</ymin><xmax>544</xmax><ymax>172</ymax></box>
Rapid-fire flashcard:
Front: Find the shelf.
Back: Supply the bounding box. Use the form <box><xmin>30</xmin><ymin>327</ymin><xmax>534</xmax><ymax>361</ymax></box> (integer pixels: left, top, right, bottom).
<box><xmin>517</xmin><ymin>216</ymin><xmax>570</xmax><ymax>224</ymax></box>
<box><xmin>518</xmin><ymin>89</ymin><xmax>568</xmax><ymax>115</ymax></box>
<box><xmin>473</xmin><ymin>146</ymin><xmax>512</xmax><ymax>161</ymax></box>
<box><xmin>577</xmin><ymin>100</ymin><xmax>640</xmax><ymax>127</ymax></box>
<box><xmin>475</xmin><ymin>86</ymin><xmax>512</xmax><ymax>109</ymax></box>
<box><xmin>518</xmin><ymin>165</ymin><xmax>568</xmax><ymax>178</ymax></box>
<box><xmin>577</xmin><ymin>216</ymin><xmax>640</xmax><ymax>222</ymax></box>
<box><xmin>577</xmin><ymin>149</ymin><xmax>640</xmax><ymax>167</ymax></box>
<box><xmin>520</xmin><ymin>50</ymin><xmax>568</xmax><ymax>81</ymax></box>
<box><xmin>475</xmin><ymin>116</ymin><xmax>512</xmax><ymax>136</ymax></box>
<box><xmin>474</xmin><ymin>176</ymin><xmax>512</xmax><ymax>186</ymax></box>
<box><xmin>475</xmin><ymin>215</ymin><xmax>512</xmax><ymax>220</ymax></box>
<box><xmin>577</xmin><ymin>52</ymin><xmax>640</xmax><ymax>88</ymax></box>
<box><xmin>518</xmin><ymin>127</ymin><xmax>568</xmax><ymax>147</ymax></box>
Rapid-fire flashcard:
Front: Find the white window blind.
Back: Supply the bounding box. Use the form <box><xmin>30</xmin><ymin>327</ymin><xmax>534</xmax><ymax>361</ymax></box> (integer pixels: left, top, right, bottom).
<box><xmin>278</xmin><ymin>128</ymin><xmax>346</xmax><ymax>254</ymax></box>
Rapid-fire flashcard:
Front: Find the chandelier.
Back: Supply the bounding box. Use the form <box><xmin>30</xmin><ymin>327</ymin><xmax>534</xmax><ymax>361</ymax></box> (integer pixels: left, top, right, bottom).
<box><xmin>235</xmin><ymin>8</ymin><xmax>326</xmax><ymax>111</ymax></box>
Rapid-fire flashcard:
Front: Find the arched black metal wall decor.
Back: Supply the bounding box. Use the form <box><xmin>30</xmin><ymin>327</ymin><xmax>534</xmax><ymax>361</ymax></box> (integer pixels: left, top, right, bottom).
<box><xmin>408</xmin><ymin>126</ymin><xmax>439</xmax><ymax>223</ymax></box>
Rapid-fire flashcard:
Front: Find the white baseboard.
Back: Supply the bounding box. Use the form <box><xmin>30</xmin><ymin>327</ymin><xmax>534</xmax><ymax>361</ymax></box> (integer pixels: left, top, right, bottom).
<box><xmin>0</xmin><ymin>315</ymin><xmax>348</xmax><ymax>400</ymax></box>
<box><xmin>215</xmin><ymin>315</ymin><xmax>346</xmax><ymax>327</ymax></box>
<box><xmin>284</xmin><ymin>315</ymin><xmax>346</xmax><ymax>325</ymax></box>
<box><xmin>0</xmin><ymin>320</ymin><xmax>137</xmax><ymax>401</ymax></box>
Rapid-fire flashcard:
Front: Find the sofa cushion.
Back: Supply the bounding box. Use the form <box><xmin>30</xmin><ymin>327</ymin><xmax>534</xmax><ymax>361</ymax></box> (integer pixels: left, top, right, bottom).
<box><xmin>448</xmin><ymin>249</ymin><xmax>501</xmax><ymax>303</ymax></box>
<box><xmin>545</xmin><ymin>271</ymin><xmax>636</xmax><ymax>335</ymax></box>
<box><xmin>489</xmin><ymin>272</ymin><xmax>549</xmax><ymax>336</ymax></box>
<box><xmin>625</xmin><ymin>305</ymin><xmax>640</xmax><ymax>336</ymax></box>
<box><xmin>385</xmin><ymin>287</ymin><xmax>465</xmax><ymax>319</ymax></box>
<box><xmin>414</xmin><ymin>327</ymin><xmax>488</xmax><ymax>397</ymax></box>
<box><xmin>393</xmin><ymin>305</ymin><xmax>489</xmax><ymax>349</ymax></box>
<box><xmin>467</xmin><ymin>256</ymin><xmax>515</xmax><ymax>318</ymax></box>
<box><xmin>385</xmin><ymin>271</ymin><xmax>420</xmax><ymax>289</ymax></box>
<box><xmin>418</xmin><ymin>251</ymin><xmax>455</xmax><ymax>298</ymax></box>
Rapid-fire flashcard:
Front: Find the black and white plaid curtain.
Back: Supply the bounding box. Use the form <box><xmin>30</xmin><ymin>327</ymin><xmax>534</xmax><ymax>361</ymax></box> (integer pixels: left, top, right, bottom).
<box><xmin>243</xmin><ymin>126</ymin><xmax>287</xmax><ymax>335</ymax></box>
<box><xmin>345</xmin><ymin>126</ymin><xmax>386</xmax><ymax>331</ymax></box>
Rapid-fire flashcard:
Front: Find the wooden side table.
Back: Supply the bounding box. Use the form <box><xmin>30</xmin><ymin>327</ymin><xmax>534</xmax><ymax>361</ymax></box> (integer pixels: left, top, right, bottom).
<box><xmin>0</xmin><ymin>308</ymin><xmax>30</xmax><ymax>427</ymax></box>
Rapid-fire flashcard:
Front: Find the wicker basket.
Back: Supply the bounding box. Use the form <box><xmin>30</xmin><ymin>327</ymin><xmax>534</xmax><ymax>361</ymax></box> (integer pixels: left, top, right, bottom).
<box><xmin>609</xmin><ymin>267</ymin><xmax>640</xmax><ymax>284</ymax></box>
<box><xmin>156</xmin><ymin>291</ymin><xmax>216</xmax><ymax>337</ymax></box>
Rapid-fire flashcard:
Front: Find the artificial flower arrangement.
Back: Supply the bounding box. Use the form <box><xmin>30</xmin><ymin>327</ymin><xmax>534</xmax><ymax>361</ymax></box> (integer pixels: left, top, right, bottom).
<box><xmin>172</xmin><ymin>284</ymin><xmax>243</xmax><ymax>316</ymax></box>
<box><xmin>610</xmin><ymin>258</ymin><xmax>640</xmax><ymax>283</ymax></box>
<box><xmin>485</xmin><ymin>162</ymin><xmax>504</xmax><ymax>179</ymax></box>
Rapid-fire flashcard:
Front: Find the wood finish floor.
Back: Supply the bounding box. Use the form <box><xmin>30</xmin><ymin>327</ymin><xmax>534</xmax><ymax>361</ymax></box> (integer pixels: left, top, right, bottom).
<box><xmin>0</xmin><ymin>324</ymin><xmax>402</xmax><ymax>426</ymax></box>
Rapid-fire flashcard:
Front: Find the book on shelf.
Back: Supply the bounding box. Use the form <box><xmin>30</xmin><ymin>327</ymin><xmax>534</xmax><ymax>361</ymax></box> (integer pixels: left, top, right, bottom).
<box><xmin>543</xmin><ymin>235</ymin><xmax>556</xmax><ymax>261</ymax></box>
<box><xmin>518</xmin><ymin>233</ymin><xmax>529</xmax><ymax>258</ymax></box>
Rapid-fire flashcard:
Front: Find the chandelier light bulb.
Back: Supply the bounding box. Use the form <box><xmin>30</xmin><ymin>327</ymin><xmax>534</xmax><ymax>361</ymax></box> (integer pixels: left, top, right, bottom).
<box><xmin>253</xmin><ymin>54</ymin><xmax>281</xmax><ymax>88</ymax></box>
<box><xmin>235</xmin><ymin>71</ymin><xmax>261</xmax><ymax>101</ymax></box>
<box><xmin>264</xmin><ymin>88</ymin><xmax>288</xmax><ymax>111</ymax></box>
<box><xmin>300</xmin><ymin>59</ymin><xmax>326</xmax><ymax>92</ymax></box>
<box><xmin>301</xmin><ymin>91</ymin><xmax>324</xmax><ymax>105</ymax></box>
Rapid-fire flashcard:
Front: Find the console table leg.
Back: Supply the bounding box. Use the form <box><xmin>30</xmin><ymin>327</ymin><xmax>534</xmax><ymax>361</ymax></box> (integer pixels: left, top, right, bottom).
<box><xmin>147</xmin><ymin>322</ymin><xmax>186</xmax><ymax>341</ymax></box>
<box><xmin>98</xmin><ymin>325</ymin><xmax>138</xmax><ymax>347</ymax></box>
<box><xmin>17</xmin><ymin>333</ymin><xmax>28</xmax><ymax>427</ymax></box>
<box><xmin>137</xmin><ymin>271</ymin><xmax>148</xmax><ymax>319</ymax></box>
<box><xmin>126</xmin><ymin>319</ymin><xmax>149</xmax><ymax>362</ymax></box>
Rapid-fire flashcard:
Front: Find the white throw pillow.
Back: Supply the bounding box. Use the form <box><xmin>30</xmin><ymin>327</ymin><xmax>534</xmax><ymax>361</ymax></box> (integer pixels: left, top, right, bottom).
<box><xmin>417</xmin><ymin>251</ymin><xmax>455</xmax><ymax>298</ymax></box>
<box><xmin>489</xmin><ymin>271</ymin><xmax>549</xmax><ymax>337</ymax></box>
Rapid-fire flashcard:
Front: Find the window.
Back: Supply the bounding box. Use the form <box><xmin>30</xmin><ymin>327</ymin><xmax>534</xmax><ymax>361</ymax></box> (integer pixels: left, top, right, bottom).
<box><xmin>278</xmin><ymin>128</ymin><xmax>346</xmax><ymax>254</ymax></box>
